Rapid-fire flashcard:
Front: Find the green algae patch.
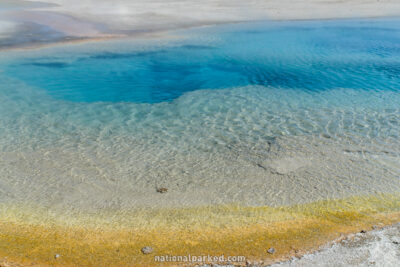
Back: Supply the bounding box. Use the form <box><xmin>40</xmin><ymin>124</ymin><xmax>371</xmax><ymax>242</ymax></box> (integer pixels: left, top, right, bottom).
<box><xmin>0</xmin><ymin>193</ymin><xmax>399</xmax><ymax>266</ymax></box>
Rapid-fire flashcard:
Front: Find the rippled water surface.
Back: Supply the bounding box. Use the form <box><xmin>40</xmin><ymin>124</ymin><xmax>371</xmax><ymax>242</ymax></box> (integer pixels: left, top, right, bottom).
<box><xmin>3</xmin><ymin>19</ymin><xmax>400</xmax><ymax>103</ymax></box>
<box><xmin>0</xmin><ymin>19</ymin><xmax>400</xmax><ymax>209</ymax></box>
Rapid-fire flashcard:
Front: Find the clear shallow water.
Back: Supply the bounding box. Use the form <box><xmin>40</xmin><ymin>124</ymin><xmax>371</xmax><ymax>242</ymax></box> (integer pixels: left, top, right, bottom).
<box><xmin>0</xmin><ymin>19</ymin><xmax>400</xmax><ymax>209</ymax></box>
<box><xmin>3</xmin><ymin>19</ymin><xmax>400</xmax><ymax>103</ymax></box>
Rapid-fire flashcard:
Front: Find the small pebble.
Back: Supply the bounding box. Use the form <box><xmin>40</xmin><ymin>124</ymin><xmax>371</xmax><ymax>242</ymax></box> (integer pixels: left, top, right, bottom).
<box><xmin>54</xmin><ymin>254</ymin><xmax>60</xmax><ymax>259</ymax></box>
<box><xmin>267</xmin><ymin>247</ymin><xmax>275</xmax><ymax>254</ymax></box>
<box><xmin>141</xmin><ymin>246</ymin><xmax>154</xmax><ymax>254</ymax></box>
<box><xmin>156</xmin><ymin>187</ymin><xmax>168</xmax><ymax>193</ymax></box>
<box><xmin>246</xmin><ymin>260</ymin><xmax>261</xmax><ymax>266</ymax></box>
<box><xmin>322</xmin><ymin>134</ymin><xmax>331</xmax><ymax>139</ymax></box>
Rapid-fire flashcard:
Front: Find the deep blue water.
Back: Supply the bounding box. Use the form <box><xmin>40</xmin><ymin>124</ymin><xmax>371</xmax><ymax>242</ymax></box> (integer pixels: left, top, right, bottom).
<box><xmin>3</xmin><ymin>18</ymin><xmax>400</xmax><ymax>103</ymax></box>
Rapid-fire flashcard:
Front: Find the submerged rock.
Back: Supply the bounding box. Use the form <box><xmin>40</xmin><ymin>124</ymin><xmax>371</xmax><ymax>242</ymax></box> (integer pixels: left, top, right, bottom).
<box><xmin>156</xmin><ymin>187</ymin><xmax>168</xmax><ymax>193</ymax></box>
<box><xmin>266</xmin><ymin>157</ymin><xmax>311</xmax><ymax>175</ymax></box>
<box><xmin>141</xmin><ymin>246</ymin><xmax>154</xmax><ymax>254</ymax></box>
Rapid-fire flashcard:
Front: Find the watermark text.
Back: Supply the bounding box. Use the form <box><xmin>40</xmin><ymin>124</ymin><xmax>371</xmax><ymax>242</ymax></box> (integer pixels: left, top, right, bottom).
<box><xmin>154</xmin><ymin>254</ymin><xmax>246</xmax><ymax>264</ymax></box>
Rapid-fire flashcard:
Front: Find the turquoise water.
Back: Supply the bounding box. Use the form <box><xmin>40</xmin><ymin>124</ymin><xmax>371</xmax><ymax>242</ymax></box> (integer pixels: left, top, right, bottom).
<box><xmin>3</xmin><ymin>19</ymin><xmax>400</xmax><ymax>103</ymax></box>
<box><xmin>0</xmin><ymin>19</ymin><xmax>400</xmax><ymax>208</ymax></box>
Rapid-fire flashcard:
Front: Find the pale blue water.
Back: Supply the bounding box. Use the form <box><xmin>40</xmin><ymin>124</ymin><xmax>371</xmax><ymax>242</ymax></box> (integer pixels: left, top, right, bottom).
<box><xmin>2</xmin><ymin>19</ymin><xmax>400</xmax><ymax>103</ymax></box>
<box><xmin>0</xmin><ymin>19</ymin><xmax>400</xmax><ymax>208</ymax></box>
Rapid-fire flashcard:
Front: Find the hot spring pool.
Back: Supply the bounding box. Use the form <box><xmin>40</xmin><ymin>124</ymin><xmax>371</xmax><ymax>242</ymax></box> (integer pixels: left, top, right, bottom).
<box><xmin>1</xmin><ymin>17</ymin><xmax>400</xmax><ymax>267</ymax></box>
<box><xmin>0</xmin><ymin>18</ymin><xmax>399</xmax><ymax>209</ymax></box>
